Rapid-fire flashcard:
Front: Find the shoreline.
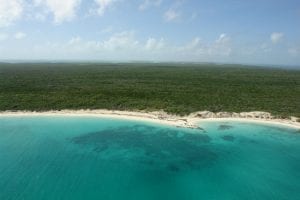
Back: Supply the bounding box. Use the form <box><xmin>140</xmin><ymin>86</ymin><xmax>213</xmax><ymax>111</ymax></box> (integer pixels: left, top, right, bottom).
<box><xmin>0</xmin><ymin>110</ymin><xmax>299</xmax><ymax>129</ymax></box>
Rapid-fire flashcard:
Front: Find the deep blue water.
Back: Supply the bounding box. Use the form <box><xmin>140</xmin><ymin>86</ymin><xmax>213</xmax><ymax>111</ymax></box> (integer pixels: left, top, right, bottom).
<box><xmin>0</xmin><ymin>117</ymin><xmax>300</xmax><ymax>200</ymax></box>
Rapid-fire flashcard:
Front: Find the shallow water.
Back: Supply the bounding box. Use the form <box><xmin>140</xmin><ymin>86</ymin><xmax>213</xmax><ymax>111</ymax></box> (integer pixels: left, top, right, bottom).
<box><xmin>0</xmin><ymin>117</ymin><xmax>300</xmax><ymax>200</ymax></box>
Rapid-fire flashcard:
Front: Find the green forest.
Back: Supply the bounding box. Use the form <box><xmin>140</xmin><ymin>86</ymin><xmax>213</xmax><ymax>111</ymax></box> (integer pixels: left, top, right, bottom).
<box><xmin>0</xmin><ymin>63</ymin><xmax>299</xmax><ymax>117</ymax></box>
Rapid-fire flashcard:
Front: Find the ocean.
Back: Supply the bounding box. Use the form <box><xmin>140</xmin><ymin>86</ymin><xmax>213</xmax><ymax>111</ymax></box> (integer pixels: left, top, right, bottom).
<box><xmin>0</xmin><ymin>116</ymin><xmax>299</xmax><ymax>200</ymax></box>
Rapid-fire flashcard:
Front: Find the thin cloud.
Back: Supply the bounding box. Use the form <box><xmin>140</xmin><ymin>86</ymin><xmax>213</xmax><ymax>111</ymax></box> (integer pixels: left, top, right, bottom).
<box><xmin>94</xmin><ymin>0</ymin><xmax>118</xmax><ymax>16</ymax></box>
<box><xmin>139</xmin><ymin>0</ymin><xmax>162</xmax><ymax>11</ymax></box>
<box><xmin>145</xmin><ymin>37</ymin><xmax>165</xmax><ymax>51</ymax></box>
<box><xmin>270</xmin><ymin>32</ymin><xmax>284</xmax><ymax>44</ymax></box>
<box><xmin>0</xmin><ymin>0</ymin><xmax>23</xmax><ymax>27</ymax></box>
<box><xmin>164</xmin><ymin>8</ymin><xmax>180</xmax><ymax>22</ymax></box>
<box><xmin>0</xmin><ymin>33</ymin><xmax>8</xmax><ymax>41</ymax></box>
<box><xmin>34</xmin><ymin>0</ymin><xmax>82</xmax><ymax>24</ymax></box>
<box><xmin>29</xmin><ymin>31</ymin><xmax>234</xmax><ymax>61</ymax></box>
<box><xmin>14</xmin><ymin>31</ymin><xmax>26</xmax><ymax>39</ymax></box>
<box><xmin>288</xmin><ymin>47</ymin><xmax>300</xmax><ymax>56</ymax></box>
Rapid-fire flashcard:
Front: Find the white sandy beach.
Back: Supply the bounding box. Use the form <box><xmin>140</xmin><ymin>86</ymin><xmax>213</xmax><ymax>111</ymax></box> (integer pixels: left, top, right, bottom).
<box><xmin>0</xmin><ymin>109</ymin><xmax>299</xmax><ymax>129</ymax></box>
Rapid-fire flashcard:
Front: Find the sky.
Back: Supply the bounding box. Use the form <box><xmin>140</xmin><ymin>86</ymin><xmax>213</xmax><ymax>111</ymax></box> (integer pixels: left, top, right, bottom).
<box><xmin>0</xmin><ymin>0</ymin><xmax>300</xmax><ymax>66</ymax></box>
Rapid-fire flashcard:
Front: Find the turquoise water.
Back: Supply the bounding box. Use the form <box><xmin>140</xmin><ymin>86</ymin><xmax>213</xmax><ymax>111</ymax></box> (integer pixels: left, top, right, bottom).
<box><xmin>0</xmin><ymin>117</ymin><xmax>300</xmax><ymax>200</ymax></box>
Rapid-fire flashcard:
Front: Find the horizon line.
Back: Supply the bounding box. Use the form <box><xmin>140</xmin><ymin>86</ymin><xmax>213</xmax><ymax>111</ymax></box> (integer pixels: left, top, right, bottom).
<box><xmin>0</xmin><ymin>59</ymin><xmax>299</xmax><ymax>69</ymax></box>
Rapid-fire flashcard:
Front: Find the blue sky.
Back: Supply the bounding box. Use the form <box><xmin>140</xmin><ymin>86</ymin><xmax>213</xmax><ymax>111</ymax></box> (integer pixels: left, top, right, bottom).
<box><xmin>0</xmin><ymin>0</ymin><xmax>300</xmax><ymax>66</ymax></box>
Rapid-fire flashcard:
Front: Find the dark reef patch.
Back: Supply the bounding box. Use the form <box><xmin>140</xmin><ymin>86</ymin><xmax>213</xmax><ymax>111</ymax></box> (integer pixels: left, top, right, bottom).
<box><xmin>167</xmin><ymin>164</ymin><xmax>181</xmax><ymax>172</ymax></box>
<box><xmin>70</xmin><ymin>125</ymin><xmax>217</xmax><ymax>171</ymax></box>
<box><xmin>294</xmin><ymin>129</ymin><xmax>300</xmax><ymax>134</ymax></box>
<box><xmin>218</xmin><ymin>125</ymin><xmax>234</xmax><ymax>131</ymax></box>
<box><xmin>197</xmin><ymin>127</ymin><xmax>207</xmax><ymax>133</ymax></box>
<box><xmin>222</xmin><ymin>135</ymin><xmax>235</xmax><ymax>142</ymax></box>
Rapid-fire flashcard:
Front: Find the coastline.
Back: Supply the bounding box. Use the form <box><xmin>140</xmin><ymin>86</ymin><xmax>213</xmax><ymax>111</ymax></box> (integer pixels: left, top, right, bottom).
<box><xmin>0</xmin><ymin>109</ymin><xmax>299</xmax><ymax>129</ymax></box>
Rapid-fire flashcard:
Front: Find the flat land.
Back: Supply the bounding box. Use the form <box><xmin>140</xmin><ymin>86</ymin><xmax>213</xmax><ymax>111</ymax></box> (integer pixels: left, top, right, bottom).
<box><xmin>0</xmin><ymin>63</ymin><xmax>299</xmax><ymax>117</ymax></box>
